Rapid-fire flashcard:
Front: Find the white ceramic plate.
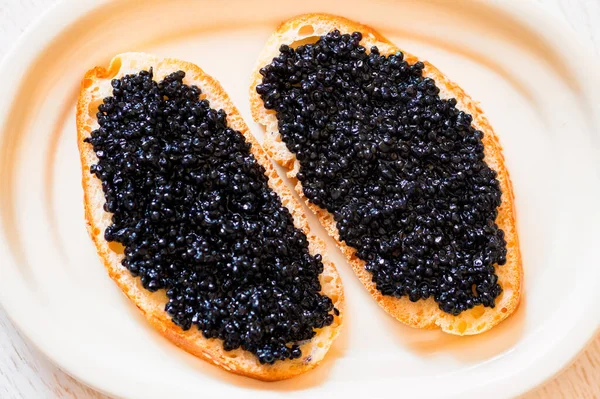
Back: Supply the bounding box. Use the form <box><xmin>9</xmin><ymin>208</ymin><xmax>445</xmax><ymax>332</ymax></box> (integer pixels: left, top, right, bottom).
<box><xmin>1</xmin><ymin>0</ymin><xmax>599</xmax><ymax>398</ymax></box>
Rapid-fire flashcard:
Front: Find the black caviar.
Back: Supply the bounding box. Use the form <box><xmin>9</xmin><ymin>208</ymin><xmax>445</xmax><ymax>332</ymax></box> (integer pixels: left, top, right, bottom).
<box><xmin>85</xmin><ymin>69</ymin><xmax>336</xmax><ymax>363</ymax></box>
<box><xmin>257</xmin><ymin>30</ymin><xmax>507</xmax><ymax>315</ymax></box>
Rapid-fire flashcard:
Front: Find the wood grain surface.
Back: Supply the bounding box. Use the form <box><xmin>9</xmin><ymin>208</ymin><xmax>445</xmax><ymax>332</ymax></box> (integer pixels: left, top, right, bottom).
<box><xmin>0</xmin><ymin>0</ymin><xmax>598</xmax><ymax>397</ymax></box>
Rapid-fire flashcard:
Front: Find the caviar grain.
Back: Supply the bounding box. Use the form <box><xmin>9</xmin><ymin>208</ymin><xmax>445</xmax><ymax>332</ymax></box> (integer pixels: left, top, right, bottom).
<box><xmin>86</xmin><ymin>69</ymin><xmax>335</xmax><ymax>363</ymax></box>
<box><xmin>257</xmin><ymin>31</ymin><xmax>507</xmax><ymax>316</ymax></box>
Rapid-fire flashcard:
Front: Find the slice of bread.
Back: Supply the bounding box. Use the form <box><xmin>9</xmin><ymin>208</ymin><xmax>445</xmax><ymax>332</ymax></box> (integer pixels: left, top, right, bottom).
<box><xmin>249</xmin><ymin>14</ymin><xmax>522</xmax><ymax>335</ymax></box>
<box><xmin>77</xmin><ymin>52</ymin><xmax>343</xmax><ymax>381</ymax></box>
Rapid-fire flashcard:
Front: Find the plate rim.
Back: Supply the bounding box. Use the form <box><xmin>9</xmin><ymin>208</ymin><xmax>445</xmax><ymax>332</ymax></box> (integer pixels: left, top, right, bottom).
<box><xmin>0</xmin><ymin>0</ymin><xmax>599</xmax><ymax>398</ymax></box>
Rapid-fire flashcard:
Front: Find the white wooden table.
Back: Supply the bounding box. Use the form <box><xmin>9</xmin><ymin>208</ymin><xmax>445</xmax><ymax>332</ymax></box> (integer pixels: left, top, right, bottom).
<box><xmin>0</xmin><ymin>0</ymin><xmax>598</xmax><ymax>397</ymax></box>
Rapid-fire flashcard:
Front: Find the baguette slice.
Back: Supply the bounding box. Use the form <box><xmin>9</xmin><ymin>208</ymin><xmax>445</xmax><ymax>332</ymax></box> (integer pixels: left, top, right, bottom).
<box><xmin>249</xmin><ymin>14</ymin><xmax>522</xmax><ymax>335</ymax></box>
<box><xmin>77</xmin><ymin>52</ymin><xmax>343</xmax><ymax>381</ymax></box>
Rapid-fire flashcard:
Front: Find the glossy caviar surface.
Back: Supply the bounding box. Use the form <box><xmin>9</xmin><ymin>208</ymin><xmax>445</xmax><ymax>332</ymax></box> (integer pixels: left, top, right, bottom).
<box><xmin>85</xmin><ymin>69</ymin><xmax>335</xmax><ymax>364</ymax></box>
<box><xmin>257</xmin><ymin>30</ymin><xmax>507</xmax><ymax>316</ymax></box>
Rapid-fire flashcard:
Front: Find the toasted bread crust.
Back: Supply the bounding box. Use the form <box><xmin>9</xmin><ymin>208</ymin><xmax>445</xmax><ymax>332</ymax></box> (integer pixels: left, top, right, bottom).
<box><xmin>249</xmin><ymin>14</ymin><xmax>522</xmax><ymax>335</ymax></box>
<box><xmin>77</xmin><ymin>53</ymin><xmax>343</xmax><ymax>381</ymax></box>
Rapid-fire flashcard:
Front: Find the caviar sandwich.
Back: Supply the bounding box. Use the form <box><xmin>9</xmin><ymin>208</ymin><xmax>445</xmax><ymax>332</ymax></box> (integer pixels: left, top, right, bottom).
<box><xmin>77</xmin><ymin>53</ymin><xmax>343</xmax><ymax>380</ymax></box>
<box><xmin>250</xmin><ymin>14</ymin><xmax>522</xmax><ymax>335</ymax></box>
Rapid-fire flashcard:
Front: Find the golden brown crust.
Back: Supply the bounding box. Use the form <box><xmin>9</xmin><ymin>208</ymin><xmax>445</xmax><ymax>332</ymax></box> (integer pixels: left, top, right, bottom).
<box><xmin>249</xmin><ymin>14</ymin><xmax>522</xmax><ymax>335</ymax></box>
<box><xmin>77</xmin><ymin>53</ymin><xmax>344</xmax><ymax>381</ymax></box>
